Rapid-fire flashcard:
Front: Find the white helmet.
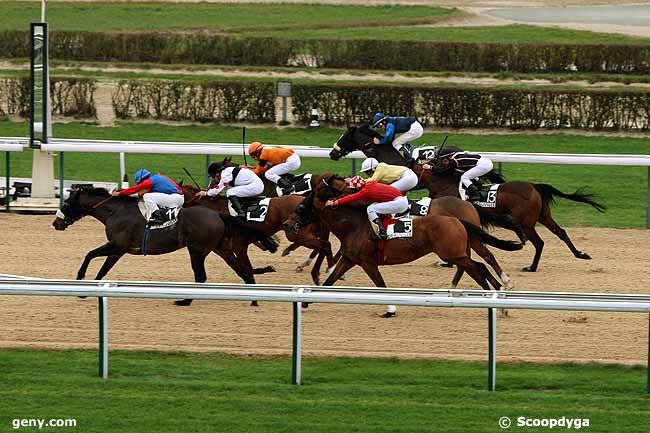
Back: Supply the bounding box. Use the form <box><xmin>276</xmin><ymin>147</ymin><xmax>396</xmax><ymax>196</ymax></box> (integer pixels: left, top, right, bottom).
<box><xmin>360</xmin><ymin>158</ymin><xmax>379</xmax><ymax>173</ymax></box>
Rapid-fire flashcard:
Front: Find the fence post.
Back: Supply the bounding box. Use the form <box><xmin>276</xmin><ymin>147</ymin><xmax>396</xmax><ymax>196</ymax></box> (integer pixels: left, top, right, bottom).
<box><xmin>488</xmin><ymin>308</ymin><xmax>496</xmax><ymax>391</ymax></box>
<box><xmin>291</xmin><ymin>290</ymin><xmax>303</xmax><ymax>385</ymax></box>
<box><xmin>205</xmin><ymin>155</ymin><xmax>211</xmax><ymax>187</ymax></box>
<box><xmin>58</xmin><ymin>151</ymin><xmax>64</xmax><ymax>208</ymax></box>
<box><xmin>646</xmin><ymin>167</ymin><xmax>650</xmax><ymax>229</ymax></box>
<box><xmin>5</xmin><ymin>151</ymin><xmax>10</xmax><ymax>212</ymax></box>
<box><xmin>647</xmin><ymin>313</ymin><xmax>649</xmax><ymax>393</ymax></box>
<box><xmin>98</xmin><ymin>297</ymin><xmax>108</xmax><ymax>379</ymax></box>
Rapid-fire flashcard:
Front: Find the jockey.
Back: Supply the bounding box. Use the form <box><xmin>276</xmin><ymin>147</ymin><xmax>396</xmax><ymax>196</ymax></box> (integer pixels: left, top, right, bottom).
<box><xmin>434</xmin><ymin>151</ymin><xmax>494</xmax><ymax>201</ymax></box>
<box><xmin>195</xmin><ymin>161</ymin><xmax>264</xmax><ymax>219</ymax></box>
<box><xmin>112</xmin><ymin>168</ymin><xmax>184</xmax><ymax>224</ymax></box>
<box><xmin>325</xmin><ymin>176</ymin><xmax>408</xmax><ymax>241</ymax></box>
<box><xmin>370</xmin><ymin>112</ymin><xmax>423</xmax><ymax>161</ymax></box>
<box><xmin>359</xmin><ymin>157</ymin><xmax>418</xmax><ymax>193</ymax></box>
<box><xmin>248</xmin><ymin>141</ymin><xmax>301</xmax><ymax>192</ymax></box>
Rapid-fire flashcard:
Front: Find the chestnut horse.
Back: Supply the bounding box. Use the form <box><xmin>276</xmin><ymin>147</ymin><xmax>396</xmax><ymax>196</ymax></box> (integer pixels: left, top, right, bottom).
<box><xmin>182</xmin><ymin>184</ymin><xmax>336</xmax><ymax>286</ymax></box>
<box><xmin>286</xmin><ymin>174</ymin><xmax>524</xmax><ymax>293</ymax></box>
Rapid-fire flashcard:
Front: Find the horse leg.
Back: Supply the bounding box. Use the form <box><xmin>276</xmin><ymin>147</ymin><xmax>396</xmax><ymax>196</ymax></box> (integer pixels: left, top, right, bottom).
<box><xmin>310</xmin><ymin>252</ymin><xmax>327</xmax><ymax>286</ymax></box>
<box><xmin>295</xmin><ymin>250</ymin><xmax>318</xmax><ymax>273</ymax></box>
<box><xmin>470</xmin><ymin>239</ymin><xmax>513</xmax><ymax>289</ymax></box>
<box><xmin>235</xmin><ymin>241</ymin><xmax>275</xmax><ymax>275</ymax></box>
<box><xmin>175</xmin><ymin>248</ymin><xmax>209</xmax><ymax>307</ymax></box>
<box><xmin>358</xmin><ymin>262</ymin><xmax>396</xmax><ymax>318</ymax></box>
<box><xmin>215</xmin><ymin>248</ymin><xmax>259</xmax><ymax>306</ymax></box>
<box><xmin>451</xmin><ymin>268</ymin><xmax>464</xmax><ymax>288</ymax></box>
<box><xmin>94</xmin><ymin>254</ymin><xmax>125</xmax><ymax>280</ymax></box>
<box><xmin>539</xmin><ymin>213</ymin><xmax>591</xmax><ymax>260</ymax></box>
<box><xmin>522</xmin><ymin>226</ymin><xmax>544</xmax><ymax>272</ymax></box>
<box><xmin>281</xmin><ymin>242</ymin><xmax>301</xmax><ymax>257</ymax></box>
<box><xmin>447</xmin><ymin>257</ymin><xmax>493</xmax><ymax>291</ymax></box>
<box><xmin>76</xmin><ymin>242</ymin><xmax>123</xmax><ymax>280</ymax></box>
<box><xmin>322</xmin><ymin>257</ymin><xmax>355</xmax><ymax>286</ymax></box>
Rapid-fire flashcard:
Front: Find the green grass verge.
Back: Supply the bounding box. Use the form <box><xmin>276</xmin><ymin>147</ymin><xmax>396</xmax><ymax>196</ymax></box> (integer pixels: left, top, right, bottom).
<box><xmin>1</xmin><ymin>120</ymin><xmax>648</xmax><ymax>228</ymax></box>
<box><xmin>0</xmin><ymin>349</ymin><xmax>648</xmax><ymax>433</ymax></box>
<box><xmin>259</xmin><ymin>23</ymin><xmax>650</xmax><ymax>45</ymax></box>
<box><xmin>0</xmin><ymin>2</ymin><xmax>454</xmax><ymax>32</ymax></box>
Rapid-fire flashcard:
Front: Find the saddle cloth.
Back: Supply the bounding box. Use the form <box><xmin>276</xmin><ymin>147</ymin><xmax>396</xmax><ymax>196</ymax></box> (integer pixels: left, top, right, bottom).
<box><xmin>407</xmin><ymin>197</ymin><xmax>432</xmax><ymax>218</ymax></box>
<box><xmin>228</xmin><ymin>197</ymin><xmax>271</xmax><ymax>222</ymax></box>
<box><xmin>276</xmin><ymin>173</ymin><xmax>313</xmax><ymax>196</ymax></box>
<box><xmin>138</xmin><ymin>202</ymin><xmax>180</xmax><ymax>230</ymax></box>
<box><xmin>471</xmin><ymin>184</ymin><xmax>500</xmax><ymax>208</ymax></box>
<box><xmin>370</xmin><ymin>215</ymin><xmax>414</xmax><ymax>240</ymax></box>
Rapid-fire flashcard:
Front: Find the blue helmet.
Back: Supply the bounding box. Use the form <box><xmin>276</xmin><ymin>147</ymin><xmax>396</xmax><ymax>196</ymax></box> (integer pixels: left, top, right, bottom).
<box><xmin>371</xmin><ymin>112</ymin><xmax>387</xmax><ymax>127</ymax></box>
<box><xmin>134</xmin><ymin>168</ymin><xmax>151</xmax><ymax>184</ymax></box>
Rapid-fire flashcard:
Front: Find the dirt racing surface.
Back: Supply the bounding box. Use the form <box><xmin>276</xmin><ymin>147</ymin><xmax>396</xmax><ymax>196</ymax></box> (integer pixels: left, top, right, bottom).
<box><xmin>1</xmin><ymin>213</ymin><xmax>649</xmax><ymax>365</ymax></box>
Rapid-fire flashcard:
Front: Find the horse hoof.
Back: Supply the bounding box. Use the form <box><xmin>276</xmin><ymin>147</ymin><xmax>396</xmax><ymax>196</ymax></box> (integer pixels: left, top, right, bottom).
<box><xmin>380</xmin><ymin>311</ymin><xmax>396</xmax><ymax>318</ymax></box>
<box><xmin>521</xmin><ymin>266</ymin><xmax>536</xmax><ymax>272</ymax></box>
<box><xmin>77</xmin><ymin>296</ymin><xmax>87</xmax><ymax>299</ymax></box>
<box><xmin>438</xmin><ymin>261</ymin><xmax>454</xmax><ymax>268</ymax></box>
<box><xmin>576</xmin><ymin>252</ymin><xmax>592</xmax><ymax>260</ymax></box>
<box><xmin>301</xmin><ymin>302</ymin><xmax>309</xmax><ymax>309</ymax></box>
<box><xmin>294</xmin><ymin>267</ymin><xmax>304</xmax><ymax>273</ymax></box>
<box><xmin>250</xmin><ymin>301</ymin><xmax>259</xmax><ymax>307</ymax></box>
<box><xmin>174</xmin><ymin>299</ymin><xmax>193</xmax><ymax>306</ymax></box>
<box><xmin>498</xmin><ymin>308</ymin><xmax>510</xmax><ymax>318</ymax></box>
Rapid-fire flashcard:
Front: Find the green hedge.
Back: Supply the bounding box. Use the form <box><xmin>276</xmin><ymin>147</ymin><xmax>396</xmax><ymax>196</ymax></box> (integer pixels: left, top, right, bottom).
<box><xmin>112</xmin><ymin>79</ymin><xmax>276</xmax><ymax>122</ymax></box>
<box><xmin>291</xmin><ymin>83</ymin><xmax>650</xmax><ymax>130</ymax></box>
<box><xmin>0</xmin><ymin>76</ymin><xmax>96</xmax><ymax>119</ymax></box>
<box><xmin>3</xmin><ymin>30</ymin><xmax>650</xmax><ymax>73</ymax></box>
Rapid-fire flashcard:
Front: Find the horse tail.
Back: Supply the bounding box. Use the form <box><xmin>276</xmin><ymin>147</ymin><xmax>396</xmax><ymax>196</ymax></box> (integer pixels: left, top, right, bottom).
<box><xmin>534</xmin><ymin>184</ymin><xmax>606</xmax><ymax>213</ymax></box>
<box><xmin>472</xmin><ymin>205</ymin><xmax>527</xmax><ymax>243</ymax></box>
<box><xmin>252</xmin><ymin>231</ymin><xmax>279</xmax><ymax>253</ymax></box>
<box><xmin>460</xmin><ymin>220</ymin><xmax>524</xmax><ymax>251</ymax></box>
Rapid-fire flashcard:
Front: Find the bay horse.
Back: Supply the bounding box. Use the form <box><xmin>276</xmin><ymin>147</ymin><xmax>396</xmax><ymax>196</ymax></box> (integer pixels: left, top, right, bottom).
<box><xmin>182</xmin><ymin>184</ymin><xmax>337</xmax><ymax>286</ymax></box>
<box><xmin>286</xmin><ymin>174</ymin><xmax>524</xmax><ymax>295</ymax></box>
<box><xmin>52</xmin><ymin>186</ymin><xmax>254</xmax><ymax>289</ymax></box>
<box><xmin>414</xmin><ymin>165</ymin><xmax>606</xmax><ymax>271</ymax></box>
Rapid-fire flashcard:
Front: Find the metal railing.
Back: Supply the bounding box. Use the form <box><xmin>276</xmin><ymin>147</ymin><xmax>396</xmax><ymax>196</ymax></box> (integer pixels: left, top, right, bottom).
<box><xmin>1</xmin><ymin>276</ymin><xmax>649</xmax><ymax>391</ymax></box>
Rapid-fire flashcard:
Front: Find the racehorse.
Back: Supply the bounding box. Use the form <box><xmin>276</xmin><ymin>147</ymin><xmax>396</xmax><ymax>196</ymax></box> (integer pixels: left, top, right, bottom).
<box><xmin>413</xmin><ymin>165</ymin><xmax>606</xmax><ymax>271</ymax></box>
<box><xmin>182</xmin><ymin>184</ymin><xmax>337</xmax><ymax>286</ymax></box>
<box><xmin>285</xmin><ymin>174</ymin><xmax>524</xmax><ymax>293</ymax></box>
<box><xmin>52</xmin><ymin>186</ymin><xmax>254</xmax><ymax>290</ymax></box>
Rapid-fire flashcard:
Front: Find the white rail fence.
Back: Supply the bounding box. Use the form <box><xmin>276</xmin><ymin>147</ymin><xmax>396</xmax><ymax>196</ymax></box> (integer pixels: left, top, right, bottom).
<box><xmin>2</xmin><ymin>136</ymin><xmax>650</xmax><ymax>225</ymax></box>
<box><xmin>1</xmin><ymin>276</ymin><xmax>649</xmax><ymax>391</ymax></box>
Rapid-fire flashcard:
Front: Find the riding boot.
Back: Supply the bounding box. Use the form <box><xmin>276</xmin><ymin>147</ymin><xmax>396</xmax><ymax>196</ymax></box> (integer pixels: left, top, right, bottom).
<box><xmin>277</xmin><ymin>177</ymin><xmax>294</xmax><ymax>194</ymax></box>
<box><xmin>373</xmin><ymin>218</ymin><xmax>389</xmax><ymax>240</ymax></box>
<box><xmin>228</xmin><ymin>196</ymin><xmax>246</xmax><ymax>220</ymax></box>
<box><xmin>398</xmin><ymin>146</ymin><xmax>412</xmax><ymax>162</ymax></box>
<box><xmin>465</xmin><ymin>184</ymin><xmax>480</xmax><ymax>201</ymax></box>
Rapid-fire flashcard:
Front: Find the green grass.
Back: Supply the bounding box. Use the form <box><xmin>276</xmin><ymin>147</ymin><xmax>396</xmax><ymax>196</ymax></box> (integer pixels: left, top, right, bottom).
<box><xmin>260</xmin><ymin>23</ymin><xmax>650</xmax><ymax>45</ymax></box>
<box><xmin>0</xmin><ymin>2</ymin><xmax>454</xmax><ymax>32</ymax></box>
<box><xmin>1</xmin><ymin>120</ymin><xmax>648</xmax><ymax>228</ymax></box>
<box><xmin>0</xmin><ymin>349</ymin><xmax>648</xmax><ymax>433</ymax></box>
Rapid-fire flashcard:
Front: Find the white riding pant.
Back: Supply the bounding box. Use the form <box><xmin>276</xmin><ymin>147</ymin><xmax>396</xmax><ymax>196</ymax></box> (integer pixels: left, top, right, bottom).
<box><xmin>390</xmin><ymin>169</ymin><xmax>418</xmax><ymax>192</ymax></box>
<box><xmin>226</xmin><ymin>177</ymin><xmax>265</xmax><ymax>198</ymax></box>
<box><xmin>143</xmin><ymin>192</ymin><xmax>184</xmax><ymax>219</ymax></box>
<box><xmin>392</xmin><ymin>121</ymin><xmax>423</xmax><ymax>151</ymax></box>
<box><xmin>265</xmin><ymin>153</ymin><xmax>301</xmax><ymax>183</ymax></box>
<box><xmin>459</xmin><ymin>157</ymin><xmax>493</xmax><ymax>199</ymax></box>
<box><xmin>367</xmin><ymin>196</ymin><xmax>409</xmax><ymax>220</ymax></box>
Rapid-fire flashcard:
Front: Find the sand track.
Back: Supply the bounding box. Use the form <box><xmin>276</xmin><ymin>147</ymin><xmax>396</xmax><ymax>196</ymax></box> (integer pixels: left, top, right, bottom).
<box><xmin>1</xmin><ymin>213</ymin><xmax>648</xmax><ymax>365</ymax></box>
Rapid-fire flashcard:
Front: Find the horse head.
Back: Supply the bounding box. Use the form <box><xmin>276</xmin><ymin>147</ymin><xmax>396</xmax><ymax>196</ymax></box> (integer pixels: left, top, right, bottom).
<box><xmin>52</xmin><ymin>186</ymin><xmax>110</xmax><ymax>230</ymax></box>
<box><xmin>330</xmin><ymin>124</ymin><xmax>380</xmax><ymax>161</ymax></box>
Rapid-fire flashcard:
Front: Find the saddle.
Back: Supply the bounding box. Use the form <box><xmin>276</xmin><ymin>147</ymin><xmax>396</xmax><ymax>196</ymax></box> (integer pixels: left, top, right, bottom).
<box><xmin>138</xmin><ymin>203</ymin><xmax>179</xmax><ymax>230</ymax></box>
<box><xmin>229</xmin><ymin>197</ymin><xmax>270</xmax><ymax>222</ymax></box>
<box><xmin>276</xmin><ymin>173</ymin><xmax>313</xmax><ymax>196</ymax></box>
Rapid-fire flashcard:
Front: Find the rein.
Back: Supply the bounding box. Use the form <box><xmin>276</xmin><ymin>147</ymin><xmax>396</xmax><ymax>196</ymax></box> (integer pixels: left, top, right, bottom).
<box><xmin>92</xmin><ymin>195</ymin><xmax>113</xmax><ymax>209</ymax></box>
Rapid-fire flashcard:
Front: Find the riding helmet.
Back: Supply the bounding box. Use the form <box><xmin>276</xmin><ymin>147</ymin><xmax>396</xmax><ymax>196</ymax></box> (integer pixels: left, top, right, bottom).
<box><xmin>371</xmin><ymin>112</ymin><xmax>387</xmax><ymax>128</ymax></box>
<box><xmin>134</xmin><ymin>169</ymin><xmax>151</xmax><ymax>184</ymax></box>
<box><xmin>248</xmin><ymin>141</ymin><xmax>263</xmax><ymax>156</ymax></box>
<box><xmin>360</xmin><ymin>157</ymin><xmax>379</xmax><ymax>173</ymax></box>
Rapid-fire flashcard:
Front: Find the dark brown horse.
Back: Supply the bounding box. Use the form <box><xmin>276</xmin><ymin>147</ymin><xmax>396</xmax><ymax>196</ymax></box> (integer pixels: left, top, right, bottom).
<box><xmin>414</xmin><ymin>165</ymin><xmax>606</xmax><ymax>271</ymax></box>
<box><xmin>52</xmin><ymin>186</ymin><xmax>254</xmax><ymax>288</ymax></box>
<box><xmin>182</xmin><ymin>184</ymin><xmax>337</xmax><ymax>285</ymax></box>
<box><xmin>286</xmin><ymin>174</ymin><xmax>524</xmax><ymax>293</ymax></box>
